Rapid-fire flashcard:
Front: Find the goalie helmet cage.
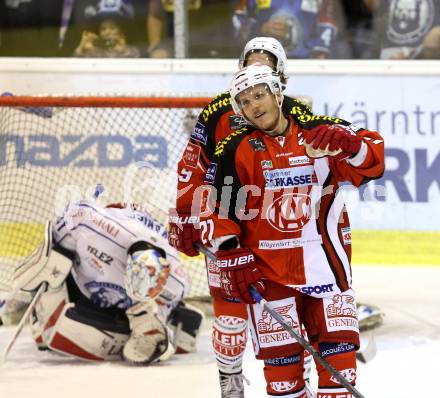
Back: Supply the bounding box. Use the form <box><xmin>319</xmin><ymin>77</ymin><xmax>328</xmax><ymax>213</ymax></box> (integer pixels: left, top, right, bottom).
<box><xmin>0</xmin><ymin>95</ymin><xmax>212</xmax><ymax>299</ymax></box>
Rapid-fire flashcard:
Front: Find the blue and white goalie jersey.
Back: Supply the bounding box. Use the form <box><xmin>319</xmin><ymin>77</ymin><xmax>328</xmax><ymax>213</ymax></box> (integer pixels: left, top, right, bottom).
<box><xmin>53</xmin><ymin>201</ymin><xmax>188</xmax><ymax>311</ymax></box>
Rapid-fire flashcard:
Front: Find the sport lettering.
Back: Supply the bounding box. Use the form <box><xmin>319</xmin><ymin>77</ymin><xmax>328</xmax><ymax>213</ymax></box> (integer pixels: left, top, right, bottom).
<box><xmin>297</xmin><ymin>283</ymin><xmax>334</xmax><ymax>295</ymax></box>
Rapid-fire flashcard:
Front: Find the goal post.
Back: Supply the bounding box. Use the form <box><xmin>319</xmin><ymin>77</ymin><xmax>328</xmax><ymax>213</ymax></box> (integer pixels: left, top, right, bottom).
<box><xmin>0</xmin><ymin>95</ymin><xmax>211</xmax><ymax>299</ymax></box>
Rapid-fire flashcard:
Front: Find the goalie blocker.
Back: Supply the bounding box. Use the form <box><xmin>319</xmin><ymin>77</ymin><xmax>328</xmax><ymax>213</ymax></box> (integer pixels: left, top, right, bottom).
<box><xmin>13</xmin><ymin>220</ymin><xmax>204</xmax><ymax>363</ymax></box>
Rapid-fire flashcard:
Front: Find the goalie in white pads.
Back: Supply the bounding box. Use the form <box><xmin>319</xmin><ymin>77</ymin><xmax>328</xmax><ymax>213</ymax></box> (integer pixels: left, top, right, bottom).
<box><xmin>13</xmin><ymin>201</ymin><xmax>203</xmax><ymax>364</ymax></box>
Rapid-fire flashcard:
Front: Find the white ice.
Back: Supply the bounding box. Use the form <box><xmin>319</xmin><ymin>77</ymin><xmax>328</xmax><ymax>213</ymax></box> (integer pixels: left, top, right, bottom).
<box><xmin>1</xmin><ymin>266</ymin><xmax>439</xmax><ymax>398</ymax></box>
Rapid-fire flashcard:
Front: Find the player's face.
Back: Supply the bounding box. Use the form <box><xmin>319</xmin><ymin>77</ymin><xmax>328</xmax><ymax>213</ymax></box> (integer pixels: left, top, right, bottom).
<box><xmin>237</xmin><ymin>84</ymin><xmax>280</xmax><ymax>131</ymax></box>
<box><xmin>246</xmin><ymin>52</ymin><xmax>276</xmax><ymax>70</ymax></box>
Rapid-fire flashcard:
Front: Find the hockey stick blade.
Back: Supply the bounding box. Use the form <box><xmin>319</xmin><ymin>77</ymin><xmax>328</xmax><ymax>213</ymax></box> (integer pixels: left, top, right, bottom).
<box><xmin>356</xmin><ymin>331</ymin><xmax>377</xmax><ymax>364</ymax></box>
<box><xmin>1</xmin><ymin>282</ymin><xmax>47</xmax><ymax>365</ymax></box>
<box><xmin>195</xmin><ymin>243</ymin><xmax>365</xmax><ymax>398</ymax></box>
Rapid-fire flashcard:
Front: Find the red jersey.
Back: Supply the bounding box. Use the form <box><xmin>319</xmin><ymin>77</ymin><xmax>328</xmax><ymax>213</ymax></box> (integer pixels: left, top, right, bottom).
<box><xmin>202</xmin><ymin>112</ymin><xmax>384</xmax><ymax>297</ymax></box>
<box><xmin>175</xmin><ymin>93</ymin><xmax>313</xmax><ymax>211</ymax></box>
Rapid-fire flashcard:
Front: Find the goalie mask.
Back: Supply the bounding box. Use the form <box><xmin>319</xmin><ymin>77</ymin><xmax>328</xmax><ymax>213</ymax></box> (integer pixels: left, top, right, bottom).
<box><xmin>125</xmin><ymin>248</ymin><xmax>170</xmax><ymax>302</ymax></box>
<box><xmin>230</xmin><ymin>64</ymin><xmax>283</xmax><ymax>117</ymax></box>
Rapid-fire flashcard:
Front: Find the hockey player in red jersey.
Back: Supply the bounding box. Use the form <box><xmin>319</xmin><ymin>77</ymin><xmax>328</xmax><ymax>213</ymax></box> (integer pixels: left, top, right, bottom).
<box><xmin>168</xmin><ymin>37</ymin><xmax>316</xmax><ymax>397</ymax></box>
<box><xmin>200</xmin><ymin>64</ymin><xmax>384</xmax><ymax>398</ymax></box>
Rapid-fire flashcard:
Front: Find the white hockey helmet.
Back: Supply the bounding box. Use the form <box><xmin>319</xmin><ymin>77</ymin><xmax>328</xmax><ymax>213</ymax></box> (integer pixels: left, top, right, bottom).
<box><xmin>230</xmin><ymin>64</ymin><xmax>282</xmax><ymax>115</ymax></box>
<box><xmin>239</xmin><ymin>37</ymin><xmax>287</xmax><ymax>76</ymax></box>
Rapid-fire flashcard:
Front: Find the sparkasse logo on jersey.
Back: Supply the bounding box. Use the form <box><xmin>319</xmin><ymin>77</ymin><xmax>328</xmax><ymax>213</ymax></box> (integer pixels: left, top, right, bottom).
<box><xmin>263</xmin><ymin>166</ymin><xmax>316</xmax><ymax>189</ymax></box>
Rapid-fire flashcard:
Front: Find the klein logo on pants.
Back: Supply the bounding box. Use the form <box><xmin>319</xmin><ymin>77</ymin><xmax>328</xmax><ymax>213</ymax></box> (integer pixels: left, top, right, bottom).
<box><xmin>212</xmin><ymin>316</ymin><xmax>247</xmax><ymax>360</ymax></box>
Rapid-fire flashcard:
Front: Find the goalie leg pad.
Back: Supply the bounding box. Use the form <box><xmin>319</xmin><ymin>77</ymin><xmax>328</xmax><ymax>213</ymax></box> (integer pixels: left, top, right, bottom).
<box><xmin>14</xmin><ymin>221</ymin><xmax>53</xmax><ymax>291</ymax></box>
<box><xmin>30</xmin><ymin>283</ymin><xmax>70</xmax><ymax>349</ymax></box>
<box><xmin>168</xmin><ymin>302</ymin><xmax>204</xmax><ymax>353</ymax></box>
<box><xmin>14</xmin><ymin>221</ymin><xmax>72</xmax><ymax>292</ymax></box>
<box><xmin>47</xmin><ymin>302</ymin><xmax>130</xmax><ymax>361</ymax></box>
<box><xmin>123</xmin><ymin>300</ymin><xmax>173</xmax><ymax>365</ymax></box>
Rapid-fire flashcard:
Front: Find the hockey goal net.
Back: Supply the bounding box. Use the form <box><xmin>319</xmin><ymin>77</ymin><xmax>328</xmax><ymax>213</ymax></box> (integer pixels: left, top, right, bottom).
<box><xmin>0</xmin><ymin>95</ymin><xmax>211</xmax><ymax>299</ymax></box>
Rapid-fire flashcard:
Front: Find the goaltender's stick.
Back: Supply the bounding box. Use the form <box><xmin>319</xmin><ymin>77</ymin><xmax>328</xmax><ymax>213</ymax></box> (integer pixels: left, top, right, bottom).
<box><xmin>1</xmin><ymin>282</ymin><xmax>47</xmax><ymax>364</ymax></box>
<box><xmin>196</xmin><ymin>243</ymin><xmax>365</xmax><ymax>398</ymax></box>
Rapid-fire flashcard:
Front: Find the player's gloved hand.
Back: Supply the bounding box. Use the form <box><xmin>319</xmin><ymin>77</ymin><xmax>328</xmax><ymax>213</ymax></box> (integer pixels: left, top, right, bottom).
<box><xmin>216</xmin><ymin>248</ymin><xmax>265</xmax><ymax>304</ymax></box>
<box><xmin>301</xmin><ymin>124</ymin><xmax>362</xmax><ymax>160</ymax></box>
<box><xmin>168</xmin><ymin>208</ymin><xmax>201</xmax><ymax>257</ymax></box>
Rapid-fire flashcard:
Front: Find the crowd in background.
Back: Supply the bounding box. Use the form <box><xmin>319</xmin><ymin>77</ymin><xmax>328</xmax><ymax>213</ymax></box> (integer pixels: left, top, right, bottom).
<box><xmin>0</xmin><ymin>0</ymin><xmax>439</xmax><ymax>59</ymax></box>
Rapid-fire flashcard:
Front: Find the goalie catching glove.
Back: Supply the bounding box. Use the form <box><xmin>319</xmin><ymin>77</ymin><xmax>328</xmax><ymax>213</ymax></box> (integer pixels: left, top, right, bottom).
<box><xmin>123</xmin><ymin>300</ymin><xmax>174</xmax><ymax>365</ymax></box>
<box><xmin>301</xmin><ymin>124</ymin><xmax>362</xmax><ymax>160</ymax></box>
<box><xmin>168</xmin><ymin>208</ymin><xmax>201</xmax><ymax>257</ymax></box>
<box><xmin>216</xmin><ymin>248</ymin><xmax>265</xmax><ymax>304</ymax></box>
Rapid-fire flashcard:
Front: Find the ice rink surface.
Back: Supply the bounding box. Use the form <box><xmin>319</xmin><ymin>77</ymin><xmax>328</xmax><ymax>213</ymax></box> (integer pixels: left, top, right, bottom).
<box><xmin>1</xmin><ymin>265</ymin><xmax>439</xmax><ymax>398</ymax></box>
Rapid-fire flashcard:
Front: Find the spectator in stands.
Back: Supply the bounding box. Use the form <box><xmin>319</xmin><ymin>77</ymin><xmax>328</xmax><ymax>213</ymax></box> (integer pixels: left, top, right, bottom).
<box><xmin>366</xmin><ymin>0</ymin><xmax>440</xmax><ymax>59</ymax></box>
<box><xmin>339</xmin><ymin>0</ymin><xmax>376</xmax><ymax>59</ymax></box>
<box><xmin>73</xmin><ymin>0</ymin><xmax>141</xmax><ymax>58</ymax></box>
<box><xmin>146</xmin><ymin>0</ymin><xmax>202</xmax><ymax>58</ymax></box>
<box><xmin>232</xmin><ymin>0</ymin><xmax>340</xmax><ymax>59</ymax></box>
<box><xmin>147</xmin><ymin>0</ymin><xmax>174</xmax><ymax>58</ymax></box>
